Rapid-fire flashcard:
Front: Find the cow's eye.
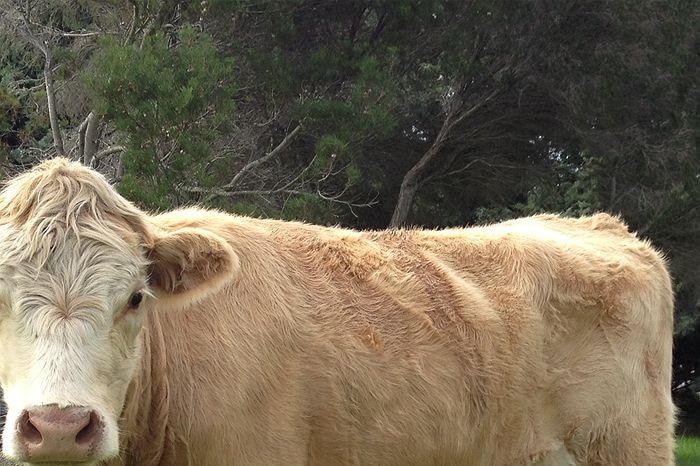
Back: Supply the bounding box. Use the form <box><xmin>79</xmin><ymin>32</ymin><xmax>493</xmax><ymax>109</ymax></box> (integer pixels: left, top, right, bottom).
<box><xmin>128</xmin><ymin>292</ymin><xmax>143</xmax><ymax>309</ymax></box>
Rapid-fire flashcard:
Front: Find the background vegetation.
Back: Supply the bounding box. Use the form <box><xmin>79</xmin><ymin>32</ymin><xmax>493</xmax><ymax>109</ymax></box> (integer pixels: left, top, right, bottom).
<box><xmin>0</xmin><ymin>0</ymin><xmax>698</xmax><ymax>434</ymax></box>
<box><xmin>677</xmin><ymin>437</ymin><xmax>700</xmax><ymax>466</ymax></box>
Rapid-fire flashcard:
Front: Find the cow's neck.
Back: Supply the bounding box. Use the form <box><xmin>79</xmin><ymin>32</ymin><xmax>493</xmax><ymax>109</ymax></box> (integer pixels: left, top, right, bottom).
<box><xmin>114</xmin><ymin>309</ymin><xmax>190</xmax><ymax>466</ymax></box>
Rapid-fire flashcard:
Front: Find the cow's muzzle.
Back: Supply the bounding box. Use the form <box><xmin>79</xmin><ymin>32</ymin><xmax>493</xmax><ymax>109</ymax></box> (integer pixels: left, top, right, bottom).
<box><xmin>14</xmin><ymin>405</ymin><xmax>103</xmax><ymax>463</ymax></box>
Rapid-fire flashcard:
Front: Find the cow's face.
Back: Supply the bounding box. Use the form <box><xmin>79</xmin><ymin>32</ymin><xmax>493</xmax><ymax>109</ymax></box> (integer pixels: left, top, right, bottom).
<box><xmin>0</xmin><ymin>229</ymin><xmax>149</xmax><ymax>465</ymax></box>
<box><xmin>0</xmin><ymin>159</ymin><xmax>239</xmax><ymax>465</ymax></box>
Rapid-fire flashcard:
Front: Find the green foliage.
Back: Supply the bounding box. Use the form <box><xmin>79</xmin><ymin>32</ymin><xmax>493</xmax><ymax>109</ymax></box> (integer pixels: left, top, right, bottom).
<box><xmin>295</xmin><ymin>49</ymin><xmax>401</xmax><ymax>212</ymax></box>
<box><xmin>299</xmin><ymin>52</ymin><xmax>399</xmax><ymax>139</ymax></box>
<box><xmin>0</xmin><ymin>87</ymin><xmax>21</xmax><ymax>136</ymax></box>
<box><xmin>248</xmin><ymin>46</ymin><xmax>296</xmax><ymax>97</ymax></box>
<box><xmin>308</xmin><ymin>46</ymin><xmax>353</xmax><ymax>82</ymax></box>
<box><xmin>474</xmin><ymin>155</ymin><xmax>602</xmax><ymax>224</ymax></box>
<box><xmin>85</xmin><ymin>26</ymin><xmax>235</xmax><ymax>209</ymax></box>
<box><xmin>279</xmin><ymin>193</ymin><xmax>339</xmax><ymax>225</ymax></box>
<box><xmin>0</xmin><ymin>84</ymin><xmax>50</xmax><ymax>164</ymax></box>
<box><xmin>312</xmin><ymin>134</ymin><xmax>348</xmax><ymax>172</ymax></box>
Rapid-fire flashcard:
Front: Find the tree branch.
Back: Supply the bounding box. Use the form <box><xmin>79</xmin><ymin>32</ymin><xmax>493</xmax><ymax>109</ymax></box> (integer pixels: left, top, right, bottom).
<box><xmin>389</xmin><ymin>71</ymin><xmax>510</xmax><ymax>227</ymax></box>
<box><xmin>181</xmin><ymin>184</ymin><xmax>377</xmax><ymax>215</ymax></box>
<box><xmin>389</xmin><ymin>105</ymin><xmax>455</xmax><ymax>227</ymax></box>
<box><xmin>17</xmin><ymin>15</ymin><xmax>65</xmax><ymax>156</ymax></box>
<box><xmin>59</xmin><ymin>31</ymin><xmax>101</xmax><ymax>38</ymax></box>
<box><xmin>124</xmin><ymin>0</ymin><xmax>140</xmax><ymax>45</ymax></box>
<box><xmin>223</xmin><ymin>123</ymin><xmax>302</xmax><ymax>189</ymax></box>
<box><xmin>181</xmin><ymin>186</ymin><xmax>304</xmax><ymax>197</ymax></box>
<box><xmin>92</xmin><ymin>145</ymin><xmax>126</xmax><ymax>163</ymax></box>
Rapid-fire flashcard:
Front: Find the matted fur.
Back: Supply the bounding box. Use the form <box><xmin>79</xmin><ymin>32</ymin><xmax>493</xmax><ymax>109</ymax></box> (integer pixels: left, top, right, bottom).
<box><xmin>0</xmin><ymin>159</ymin><xmax>676</xmax><ymax>466</ymax></box>
<box><xmin>0</xmin><ymin>159</ymin><xmax>149</xmax><ymax>266</ymax></box>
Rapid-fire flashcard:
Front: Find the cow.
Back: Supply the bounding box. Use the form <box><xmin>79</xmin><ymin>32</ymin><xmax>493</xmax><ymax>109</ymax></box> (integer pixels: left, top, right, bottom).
<box><xmin>0</xmin><ymin>388</ymin><xmax>7</xmax><ymax>465</ymax></box>
<box><xmin>0</xmin><ymin>158</ymin><xmax>675</xmax><ymax>466</ymax></box>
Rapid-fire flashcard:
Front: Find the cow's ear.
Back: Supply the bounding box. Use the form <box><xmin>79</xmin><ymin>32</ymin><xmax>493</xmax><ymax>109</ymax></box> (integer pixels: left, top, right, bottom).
<box><xmin>146</xmin><ymin>227</ymin><xmax>239</xmax><ymax>305</ymax></box>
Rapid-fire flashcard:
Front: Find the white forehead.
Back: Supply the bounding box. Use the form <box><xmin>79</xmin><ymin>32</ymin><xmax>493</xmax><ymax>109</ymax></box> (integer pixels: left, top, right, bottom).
<box><xmin>0</xmin><ymin>223</ymin><xmax>148</xmax><ymax>315</ymax></box>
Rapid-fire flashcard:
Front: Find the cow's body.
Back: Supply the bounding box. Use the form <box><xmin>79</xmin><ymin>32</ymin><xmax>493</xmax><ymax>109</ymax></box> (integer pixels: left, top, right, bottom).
<box><xmin>0</xmin><ymin>160</ymin><xmax>675</xmax><ymax>466</ymax></box>
<box><xmin>114</xmin><ymin>209</ymin><xmax>675</xmax><ymax>466</ymax></box>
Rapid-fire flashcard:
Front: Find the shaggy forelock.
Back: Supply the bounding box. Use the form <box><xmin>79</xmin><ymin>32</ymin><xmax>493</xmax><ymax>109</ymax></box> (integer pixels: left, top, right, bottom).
<box><xmin>0</xmin><ymin>158</ymin><xmax>151</xmax><ymax>269</ymax></box>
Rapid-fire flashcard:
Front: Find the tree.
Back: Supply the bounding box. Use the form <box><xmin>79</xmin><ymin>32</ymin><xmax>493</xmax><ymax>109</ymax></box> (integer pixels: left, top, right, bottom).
<box><xmin>0</xmin><ymin>0</ymin><xmax>130</xmax><ymax>165</ymax></box>
<box><xmin>85</xmin><ymin>26</ymin><xmax>237</xmax><ymax>209</ymax></box>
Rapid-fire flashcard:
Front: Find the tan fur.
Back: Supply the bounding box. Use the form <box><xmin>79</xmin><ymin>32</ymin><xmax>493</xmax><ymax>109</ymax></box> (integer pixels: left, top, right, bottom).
<box><xmin>0</xmin><ymin>159</ymin><xmax>675</xmax><ymax>466</ymax></box>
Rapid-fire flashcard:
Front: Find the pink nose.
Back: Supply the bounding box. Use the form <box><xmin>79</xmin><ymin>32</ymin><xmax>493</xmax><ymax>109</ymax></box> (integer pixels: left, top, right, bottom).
<box><xmin>15</xmin><ymin>405</ymin><xmax>103</xmax><ymax>462</ymax></box>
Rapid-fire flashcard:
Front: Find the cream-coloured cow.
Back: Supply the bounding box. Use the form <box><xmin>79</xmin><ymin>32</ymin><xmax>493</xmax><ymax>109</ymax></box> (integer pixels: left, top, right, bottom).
<box><xmin>0</xmin><ymin>158</ymin><xmax>675</xmax><ymax>466</ymax></box>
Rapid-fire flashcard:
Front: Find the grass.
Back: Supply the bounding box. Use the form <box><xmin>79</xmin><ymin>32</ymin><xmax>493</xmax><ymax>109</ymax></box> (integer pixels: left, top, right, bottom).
<box><xmin>677</xmin><ymin>436</ymin><xmax>700</xmax><ymax>466</ymax></box>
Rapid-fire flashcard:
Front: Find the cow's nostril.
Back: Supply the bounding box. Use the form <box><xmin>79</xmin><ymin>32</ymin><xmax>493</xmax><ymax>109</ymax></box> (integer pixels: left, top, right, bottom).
<box><xmin>18</xmin><ymin>410</ymin><xmax>43</xmax><ymax>445</ymax></box>
<box><xmin>75</xmin><ymin>410</ymin><xmax>100</xmax><ymax>447</ymax></box>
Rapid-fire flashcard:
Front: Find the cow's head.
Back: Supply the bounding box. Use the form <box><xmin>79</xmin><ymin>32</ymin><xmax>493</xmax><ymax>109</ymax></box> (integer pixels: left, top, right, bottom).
<box><xmin>0</xmin><ymin>158</ymin><xmax>238</xmax><ymax>465</ymax></box>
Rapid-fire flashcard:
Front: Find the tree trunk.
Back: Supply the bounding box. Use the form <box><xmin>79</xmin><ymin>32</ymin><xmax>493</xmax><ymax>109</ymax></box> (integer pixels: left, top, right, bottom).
<box><xmin>390</xmin><ymin>175</ymin><xmax>420</xmax><ymax>227</ymax></box>
<box><xmin>43</xmin><ymin>49</ymin><xmax>65</xmax><ymax>156</ymax></box>
<box><xmin>389</xmin><ymin>120</ymin><xmax>451</xmax><ymax>227</ymax></box>
<box><xmin>388</xmin><ymin>84</ymin><xmax>504</xmax><ymax>227</ymax></box>
<box><xmin>114</xmin><ymin>153</ymin><xmax>125</xmax><ymax>183</ymax></box>
<box><xmin>84</xmin><ymin>112</ymin><xmax>99</xmax><ymax>166</ymax></box>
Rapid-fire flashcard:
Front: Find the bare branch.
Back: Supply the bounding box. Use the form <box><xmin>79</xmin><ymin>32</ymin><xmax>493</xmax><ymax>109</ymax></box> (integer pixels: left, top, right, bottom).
<box><xmin>315</xmin><ymin>188</ymin><xmax>379</xmax><ymax>217</ymax></box>
<box><xmin>257</xmin><ymin>154</ymin><xmax>317</xmax><ymax>192</ymax></box>
<box><xmin>449</xmin><ymin>86</ymin><xmax>502</xmax><ymax>131</ymax></box>
<box><xmin>59</xmin><ymin>31</ymin><xmax>101</xmax><ymax>38</ymax></box>
<box><xmin>92</xmin><ymin>145</ymin><xmax>126</xmax><ymax>163</ymax></box>
<box><xmin>14</xmin><ymin>7</ymin><xmax>65</xmax><ymax>156</ymax></box>
<box><xmin>124</xmin><ymin>0</ymin><xmax>140</xmax><ymax>45</ymax></box>
<box><xmin>139</xmin><ymin>17</ymin><xmax>155</xmax><ymax>49</ymax></box>
<box><xmin>429</xmin><ymin>158</ymin><xmax>492</xmax><ymax>182</ymax></box>
<box><xmin>17</xmin><ymin>17</ymin><xmax>47</xmax><ymax>55</ymax></box>
<box><xmin>181</xmin><ymin>184</ymin><xmax>377</xmax><ymax>215</ymax></box>
<box><xmin>389</xmin><ymin>65</ymin><xmax>515</xmax><ymax>227</ymax></box>
<box><xmin>223</xmin><ymin>123</ymin><xmax>302</xmax><ymax>189</ymax></box>
<box><xmin>181</xmin><ymin>186</ymin><xmax>304</xmax><ymax>197</ymax></box>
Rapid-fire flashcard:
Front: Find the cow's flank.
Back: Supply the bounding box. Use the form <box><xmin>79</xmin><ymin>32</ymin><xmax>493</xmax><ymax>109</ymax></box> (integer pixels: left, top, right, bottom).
<box><xmin>0</xmin><ymin>158</ymin><xmax>676</xmax><ymax>466</ymax></box>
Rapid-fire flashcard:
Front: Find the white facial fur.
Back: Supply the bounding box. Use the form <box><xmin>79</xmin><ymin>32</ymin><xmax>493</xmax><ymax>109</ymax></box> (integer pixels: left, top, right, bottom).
<box><xmin>0</xmin><ymin>225</ymin><xmax>149</xmax><ymax>463</ymax></box>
